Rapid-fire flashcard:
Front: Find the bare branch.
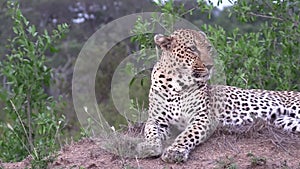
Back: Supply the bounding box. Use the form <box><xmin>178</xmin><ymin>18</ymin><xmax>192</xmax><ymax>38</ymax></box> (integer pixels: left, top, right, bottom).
<box><xmin>248</xmin><ymin>12</ymin><xmax>284</xmax><ymax>21</ymax></box>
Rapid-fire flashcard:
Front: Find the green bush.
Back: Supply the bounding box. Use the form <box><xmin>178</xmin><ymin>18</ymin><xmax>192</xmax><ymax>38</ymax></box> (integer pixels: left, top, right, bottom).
<box><xmin>204</xmin><ymin>0</ymin><xmax>300</xmax><ymax>90</ymax></box>
<box><xmin>0</xmin><ymin>2</ymin><xmax>68</xmax><ymax>167</ymax></box>
<box><xmin>131</xmin><ymin>0</ymin><xmax>300</xmax><ymax>91</ymax></box>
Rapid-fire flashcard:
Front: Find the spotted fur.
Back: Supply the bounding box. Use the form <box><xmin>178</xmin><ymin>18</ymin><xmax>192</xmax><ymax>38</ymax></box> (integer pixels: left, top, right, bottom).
<box><xmin>137</xmin><ymin>29</ymin><xmax>300</xmax><ymax>163</ymax></box>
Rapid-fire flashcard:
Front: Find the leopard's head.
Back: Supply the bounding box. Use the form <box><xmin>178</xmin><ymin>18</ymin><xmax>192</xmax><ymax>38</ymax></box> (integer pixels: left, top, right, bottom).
<box><xmin>154</xmin><ymin>29</ymin><xmax>214</xmax><ymax>82</ymax></box>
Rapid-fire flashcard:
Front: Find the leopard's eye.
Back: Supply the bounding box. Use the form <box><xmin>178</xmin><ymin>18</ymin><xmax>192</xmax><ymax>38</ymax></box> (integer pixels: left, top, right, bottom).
<box><xmin>188</xmin><ymin>46</ymin><xmax>197</xmax><ymax>51</ymax></box>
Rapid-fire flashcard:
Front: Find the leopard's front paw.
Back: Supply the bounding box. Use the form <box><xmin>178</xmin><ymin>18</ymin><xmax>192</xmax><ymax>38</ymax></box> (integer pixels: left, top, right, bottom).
<box><xmin>161</xmin><ymin>146</ymin><xmax>189</xmax><ymax>163</ymax></box>
<box><xmin>136</xmin><ymin>141</ymin><xmax>162</xmax><ymax>158</ymax></box>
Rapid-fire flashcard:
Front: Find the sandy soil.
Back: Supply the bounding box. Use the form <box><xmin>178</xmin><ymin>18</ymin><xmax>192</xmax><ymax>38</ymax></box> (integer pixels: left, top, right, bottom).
<box><xmin>1</xmin><ymin>122</ymin><xmax>300</xmax><ymax>169</ymax></box>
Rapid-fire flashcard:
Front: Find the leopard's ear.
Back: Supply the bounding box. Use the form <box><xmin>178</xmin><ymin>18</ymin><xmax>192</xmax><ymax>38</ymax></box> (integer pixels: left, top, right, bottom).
<box><xmin>198</xmin><ymin>31</ymin><xmax>208</xmax><ymax>38</ymax></box>
<box><xmin>154</xmin><ymin>34</ymin><xmax>172</xmax><ymax>50</ymax></box>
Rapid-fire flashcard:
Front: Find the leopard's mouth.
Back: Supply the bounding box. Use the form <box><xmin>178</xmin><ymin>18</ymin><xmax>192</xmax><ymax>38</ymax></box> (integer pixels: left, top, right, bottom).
<box><xmin>192</xmin><ymin>68</ymin><xmax>210</xmax><ymax>81</ymax></box>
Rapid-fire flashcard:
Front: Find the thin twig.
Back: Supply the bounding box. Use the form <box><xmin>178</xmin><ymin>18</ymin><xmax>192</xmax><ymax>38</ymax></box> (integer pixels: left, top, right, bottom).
<box><xmin>180</xmin><ymin>7</ymin><xmax>198</xmax><ymax>17</ymax></box>
<box><xmin>10</xmin><ymin>100</ymin><xmax>33</xmax><ymax>156</ymax></box>
<box><xmin>154</xmin><ymin>13</ymin><xmax>172</xmax><ymax>34</ymax></box>
<box><xmin>26</xmin><ymin>94</ymin><xmax>34</xmax><ymax>152</ymax></box>
<box><xmin>248</xmin><ymin>12</ymin><xmax>284</xmax><ymax>21</ymax></box>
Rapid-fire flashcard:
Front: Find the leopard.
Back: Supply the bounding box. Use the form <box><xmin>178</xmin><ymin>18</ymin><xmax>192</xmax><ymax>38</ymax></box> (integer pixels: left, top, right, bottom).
<box><xmin>137</xmin><ymin>29</ymin><xmax>300</xmax><ymax>163</ymax></box>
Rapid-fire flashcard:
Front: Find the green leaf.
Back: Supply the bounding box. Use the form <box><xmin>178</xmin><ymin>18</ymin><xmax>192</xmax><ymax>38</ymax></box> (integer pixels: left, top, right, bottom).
<box><xmin>12</xmin><ymin>27</ymin><xmax>18</xmax><ymax>34</ymax></box>
<box><xmin>49</xmin><ymin>46</ymin><xmax>59</xmax><ymax>53</ymax></box>
<box><xmin>27</xmin><ymin>25</ymin><xmax>37</xmax><ymax>37</ymax></box>
<box><xmin>129</xmin><ymin>77</ymin><xmax>136</xmax><ymax>87</ymax></box>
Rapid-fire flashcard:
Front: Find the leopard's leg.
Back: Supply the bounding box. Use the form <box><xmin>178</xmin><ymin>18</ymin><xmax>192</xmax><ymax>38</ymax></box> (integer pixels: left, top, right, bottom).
<box><xmin>161</xmin><ymin>111</ymin><xmax>216</xmax><ymax>163</ymax></box>
<box><xmin>274</xmin><ymin>116</ymin><xmax>300</xmax><ymax>132</ymax></box>
<box><xmin>137</xmin><ymin>116</ymin><xmax>170</xmax><ymax>158</ymax></box>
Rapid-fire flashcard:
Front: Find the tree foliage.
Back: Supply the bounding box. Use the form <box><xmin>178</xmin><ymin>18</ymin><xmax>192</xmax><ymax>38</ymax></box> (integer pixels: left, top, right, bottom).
<box><xmin>0</xmin><ymin>2</ymin><xmax>68</xmax><ymax>166</ymax></box>
<box><xmin>132</xmin><ymin>0</ymin><xmax>300</xmax><ymax>91</ymax></box>
<box><xmin>206</xmin><ymin>0</ymin><xmax>300</xmax><ymax>90</ymax></box>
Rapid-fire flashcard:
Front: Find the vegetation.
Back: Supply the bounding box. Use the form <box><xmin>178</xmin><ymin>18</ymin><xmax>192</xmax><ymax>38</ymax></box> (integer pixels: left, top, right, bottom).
<box><xmin>0</xmin><ymin>2</ymin><xmax>68</xmax><ymax>167</ymax></box>
<box><xmin>132</xmin><ymin>0</ymin><xmax>300</xmax><ymax>91</ymax></box>
<box><xmin>247</xmin><ymin>152</ymin><xmax>267</xmax><ymax>167</ymax></box>
<box><xmin>215</xmin><ymin>156</ymin><xmax>238</xmax><ymax>169</ymax></box>
<box><xmin>207</xmin><ymin>0</ymin><xmax>300</xmax><ymax>90</ymax></box>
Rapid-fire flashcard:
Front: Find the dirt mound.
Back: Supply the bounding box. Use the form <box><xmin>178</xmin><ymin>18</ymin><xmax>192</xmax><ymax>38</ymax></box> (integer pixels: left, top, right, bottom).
<box><xmin>2</xmin><ymin>123</ymin><xmax>300</xmax><ymax>169</ymax></box>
